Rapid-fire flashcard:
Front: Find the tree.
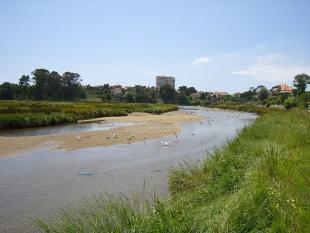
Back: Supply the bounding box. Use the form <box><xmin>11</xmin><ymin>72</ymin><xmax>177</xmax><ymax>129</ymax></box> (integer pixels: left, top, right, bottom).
<box><xmin>32</xmin><ymin>69</ymin><xmax>50</xmax><ymax>100</ymax></box>
<box><xmin>147</xmin><ymin>87</ymin><xmax>158</xmax><ymax>103</ymax></box>
<box><xmin>199</xmin><ymin>92</ymin><xmax>207</xmax><ymax>100</ymax></box>
<box><xmin>19</xmin><ymin>75</ymin><xmax>30</xmax><ymax>86</ymax></box>
<box><xmin>240</xmin><ymin>89</ymin><xmax>257</xmax><ymax>101</ymax></box>
<box><xmin>257</xmin><ymin>86</ymin><xmax>270</xmax><ymax>101</ymax></box>
<box><xmin>176</xmin><ymin>92</ymin><xmax>190</xmax><ymax>105</ymax></box>
<box><xmin>0</xmin><ymin>82</ymin><xmax>17</xmax><ymax>99</ymax></box>
<box><xmin>178</xmin><ymin>86</ymin><xmax>188</xmax><ymax>94</ymax></box>
<box><xmin>62</xmin><ymin>72</ymin><xmax>83</xmax><ymax>100</ymax></box>
<box><xmin>134</xmin><ymin>85</ymin><xmax>148</xmax><ymax>103</ymax></box>
<box><xmin>293</xmin><ymin>73</ymin><xmax>310</xmax><ymax>94</ymax></box>
<box><xmin>19</xmin><ymin>75</ymin><xmax>31</xmax><ymax>99</ymax></box>
<box><xmin>187</xmin><ymin>87</ymin><xmax>197</xmax><ymax>95</ymax></box>
<box><xmin>159</xmin><ymin>84</ymin><xmax>176</xmax><ymax>103</ymax></box>
<box><xmin>125</xmin><ymin>92</ymin><xmax>135</xmax><ymax>102</ymax></box>
<box><xmin>47</xmin><ymin>71</ymin><xmax>62</xmax><ymax>100</ymax></box>
<box><xmin>178</xmin><ymin>86</ymin><xmax>196</xmax><ymax>96</ymax></box>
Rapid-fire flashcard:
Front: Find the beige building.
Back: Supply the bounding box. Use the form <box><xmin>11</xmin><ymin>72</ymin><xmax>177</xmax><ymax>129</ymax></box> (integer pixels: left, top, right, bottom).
<box><xmin>271</xmin><ymin>84</ymin><xmax>293</xmax><ymax>94</ymax></box>
<box><xmin>156</xmin><ymin>76</ymin><xmax>175</xmax><ymax>89</ymax></box>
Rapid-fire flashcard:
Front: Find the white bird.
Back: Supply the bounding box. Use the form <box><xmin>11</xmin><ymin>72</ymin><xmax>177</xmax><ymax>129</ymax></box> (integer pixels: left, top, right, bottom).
<box><xmin>160</xmin><ymin>141</ymin><xmax>170</xmax><ymax>146</ymax></box>
<box><xmin>113</xmin><ymin>133</ymin><xmax>118</xmax><ymax>138</ymax></box>
<box><xmin>159</xmin><ymin>140</ymin><xmax>176</xmax><ymax>146</ymax></box>
<box><xmin>76</xmin><ymin>124</ymin><xmax>81</xmax><ymax>141</ymax></box>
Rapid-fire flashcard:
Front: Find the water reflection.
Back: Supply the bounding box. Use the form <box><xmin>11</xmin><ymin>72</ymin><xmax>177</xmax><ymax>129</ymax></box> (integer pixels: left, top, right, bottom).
<box><xmin>0</xmin><ymin>121</ymin><xmax>134</xmax><ymax>137</ymax></box>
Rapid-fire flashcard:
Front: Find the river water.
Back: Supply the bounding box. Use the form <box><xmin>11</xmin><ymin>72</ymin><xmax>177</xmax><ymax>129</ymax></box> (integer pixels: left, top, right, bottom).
<box><xmin>0</xmin><ymin>107</ymin><xmax>256</xmax><ymax>233</ymax></box>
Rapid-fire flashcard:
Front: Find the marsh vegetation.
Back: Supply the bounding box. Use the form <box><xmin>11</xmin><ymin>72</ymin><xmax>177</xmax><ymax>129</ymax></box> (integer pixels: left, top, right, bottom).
<box><xmin>0</xmin><ymin>101</ymin><xmax>177</xmax><ymax>130</ymax></box>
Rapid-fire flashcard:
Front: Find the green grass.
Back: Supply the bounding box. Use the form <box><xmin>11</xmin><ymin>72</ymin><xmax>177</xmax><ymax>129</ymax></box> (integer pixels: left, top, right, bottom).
<box><xmin>37</xmin><ymin>109</ymin><xmax>310</xmax><ymax>233</ymax></box>
<box><xmin>208</xmin><ymin>102</ymin><xmax>285</xmax><ymax>114</ymax></box>
<box><xmin>0</xmin><ymin>101</ymin><xmax>178</xmax><ymax>130</ymax></box>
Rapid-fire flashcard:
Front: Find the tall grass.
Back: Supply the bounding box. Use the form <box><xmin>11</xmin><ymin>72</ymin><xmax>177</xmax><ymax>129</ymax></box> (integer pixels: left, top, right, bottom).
<box><xmin>37</xmin><ymin>110</ymin><xmax>310</xmax><ymax>233</ymax></box>
<box><xmin>207</xmin><ymin>102</ymin><xmax>285</xmax><ymax>114</ymax></box>
<box><xmin>0</xmin><ymin>101</ymin><xmax>178</xmax><ymax>130</ymax></box>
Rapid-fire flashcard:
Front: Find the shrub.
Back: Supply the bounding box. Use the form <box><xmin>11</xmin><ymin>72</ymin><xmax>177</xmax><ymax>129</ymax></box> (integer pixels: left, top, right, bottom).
<box><xmin>284</xmin><ymin>97</ymin><xmax>298</xmax><ymax>109</ymax></box>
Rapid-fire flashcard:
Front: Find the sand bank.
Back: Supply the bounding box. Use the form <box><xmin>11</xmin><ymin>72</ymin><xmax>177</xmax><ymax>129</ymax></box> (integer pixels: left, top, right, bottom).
<box><xmin>0</xmin><ymin>111</ymin><xmax>202</xmax><ymax>157</ymax></box>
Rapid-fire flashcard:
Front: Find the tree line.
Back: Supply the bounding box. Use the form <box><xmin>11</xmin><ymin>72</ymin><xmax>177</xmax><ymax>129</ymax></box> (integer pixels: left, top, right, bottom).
<box><xmin>0</xmin><ymin>69</ymin><xmax>85</xmax><ymax>101</ymax></box>
<box><xmin>1</xmin><ymin>69</ymin><xmax>309</xmax><ymax>108</ymax></box>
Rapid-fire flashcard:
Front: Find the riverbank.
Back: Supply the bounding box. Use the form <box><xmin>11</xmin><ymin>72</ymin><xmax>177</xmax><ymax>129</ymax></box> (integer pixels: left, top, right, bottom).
<box><xmin>0</xmin><ymin>111</ymin><xmax>201</xmax><ymax>157</ymax></box>
<box><xmin>0</xmin><ymin>101</ymin><xmax>178</xmax><ymax>130</ymax></box>
<box><xmin>38</xmin><ymin>109</ymin><xmax>310</xmax><ymax>233</ymax></box>
<box><xmin>207</xmin><ymin>102</ymin><xmax>285</xmax><ymax>114</ymax></box>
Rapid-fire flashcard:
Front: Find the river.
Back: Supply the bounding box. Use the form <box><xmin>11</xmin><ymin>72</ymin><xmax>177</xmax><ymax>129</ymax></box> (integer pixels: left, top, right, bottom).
<box><xmin>0</xmin><ymin>107</ymin><xmax>256</xmax><ymax>233</ymax></box>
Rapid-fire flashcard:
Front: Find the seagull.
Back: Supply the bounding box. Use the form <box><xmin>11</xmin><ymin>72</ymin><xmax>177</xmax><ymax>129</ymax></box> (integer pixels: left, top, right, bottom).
<box><xmin>113</xmin><ymin>133</ymin><xmax>118</xmax><ymax>138</ymax></box>
<box><xmin>76</xmin><ymin>124</ymin><xmax>81</xmax><ymax>141</ymax></box>
<box><xmin>160</xmin><ymin>141</ymin><xmax>171</xmax><ymax>146</ymax></box>
<box><xmin>159</xmin><ymin>140</ymin><xmax>177</xmax><ymax>146</ymax></box>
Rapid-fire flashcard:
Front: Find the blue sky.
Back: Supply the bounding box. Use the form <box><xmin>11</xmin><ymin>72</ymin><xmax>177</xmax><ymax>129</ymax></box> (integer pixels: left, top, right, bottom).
<box><xmin>0</xmin><ymin>0</ymin><xmax>309</xmax><ymax>92</ymax></box>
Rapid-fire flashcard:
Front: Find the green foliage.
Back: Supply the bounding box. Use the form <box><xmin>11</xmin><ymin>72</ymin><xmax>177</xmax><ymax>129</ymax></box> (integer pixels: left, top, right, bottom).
<box><xmin>178</xmin><ymin>86</ymin><xmax>197</xmax><ymax>96</ymax></box>
<box><xmin>176</xmin><ymin>92</ymin><xmax>190</xmax><ymax>105</ymax></box>
<box><xmin>257</xmin><ymin>86</ymin><xmax>270</xmax><ymax>101</ymax></box>
<box><xmin>240</xmin><ymin>88</ymin><xmax>257</xmax><ymax>101</ymax></box>
<box><xmin>297</xmin><ymin>92</ymin><xmax>310</xmax><ymax>108</ymax></box>
<box><xmin>207</xmin><ymin>102</ymin><xmax>284</xmax><ymax>115</ymax></box>
<box><xmin>293</xmin><ymin>73</ymin><xmax>310</xmax><ymax>94</ymax></box>
<box><xmin>0</xmin><ymin>82</ymin><xmax>19</xmax><ymax>99</ymax></box>
<box><xmin>284</xmin><ymin>97</ymin><xmax>298</xmax><ymax>109</ymax></box>
<box><xmin>37</xmin><ymin>110</ymin><xmax>310</xmax><ymax>233</ymax></box>
<box><xmin>159</xmin><ymin>84</ymin><xmax>176</xmax><ymax>104</ymax></box>
<box><xmin>169</xmin><ymin>110</ymin><xmax>310</xmax><ymax>233</ymax></box>
<box><xmin>0</xmin><ymin>101</ymin><xmax>178</xmax><ymax>130</ymax></box>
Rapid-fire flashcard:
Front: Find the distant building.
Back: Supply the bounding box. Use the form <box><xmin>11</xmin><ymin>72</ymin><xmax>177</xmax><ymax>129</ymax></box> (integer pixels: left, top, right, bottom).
<box><xmin>214</xmin><ymin>91</ymin><xmax>230</xmax><ymax>97</ymax></box>
<box><xmin>111</xmin><ymin>85</ymin><xmax>123</xmax><ymax>96</ymax></box>
<box><xmin>271</xmin><ymin>84</ymin><xmax>293</xmax><ymax>94</ymax></box>
<box><xmin>156</xmin><ymin>76</ymin><xmax>175</xmax><ymax>89</ymax></box>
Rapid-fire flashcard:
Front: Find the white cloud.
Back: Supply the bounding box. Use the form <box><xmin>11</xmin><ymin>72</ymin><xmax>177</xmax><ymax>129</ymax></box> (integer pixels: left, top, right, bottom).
<box><xmin>232</xmin><ymin>54</ymin><xmax>310</xmax><ymax>82</ymax></box>
<box><xmin>191</xmin><ymin>52</ymin><xmax>241</xmax><ymax>67</ymax></box>
<box><xmin>191</xmin><ymin>56</ymin><xmax>214</xmax><ymax>66</ymax></box>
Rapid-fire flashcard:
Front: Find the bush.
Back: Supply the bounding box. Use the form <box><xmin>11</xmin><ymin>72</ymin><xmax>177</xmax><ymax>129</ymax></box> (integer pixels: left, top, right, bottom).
<box><xmin>284</xmin><ymin>97</ymin><xmax>298</xmax><ymax>109</ymax></box>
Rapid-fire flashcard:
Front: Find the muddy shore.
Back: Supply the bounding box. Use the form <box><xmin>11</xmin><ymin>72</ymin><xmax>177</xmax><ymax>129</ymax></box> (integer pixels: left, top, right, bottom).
<box><xmin>0</xmin><ymin>111</ymin><xmax>202</xmax><ymax>157</ymax></box>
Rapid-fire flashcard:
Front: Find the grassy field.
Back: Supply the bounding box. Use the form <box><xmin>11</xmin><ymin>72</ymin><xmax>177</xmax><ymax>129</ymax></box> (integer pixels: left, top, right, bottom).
<box><xmin>37</xmin><ymin>109</ymin><xmax>310</xmax><ymax>233</ymax></box>
<box><xmin>0</xmin><ymin>101</ymin><xmax>178</xmax><ymax>130</ymax></box>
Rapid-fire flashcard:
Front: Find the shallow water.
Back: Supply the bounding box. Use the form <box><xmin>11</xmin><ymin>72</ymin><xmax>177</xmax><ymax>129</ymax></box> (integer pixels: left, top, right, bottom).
<box><xmin>0</xmin><ymin>121</ymin><xmax>134</xmax><ymax>137</ymax></box>
<box><xmin>0</xmin><ymin>107</ymin><xmax>256</xmax><ymax>233</ymax></box>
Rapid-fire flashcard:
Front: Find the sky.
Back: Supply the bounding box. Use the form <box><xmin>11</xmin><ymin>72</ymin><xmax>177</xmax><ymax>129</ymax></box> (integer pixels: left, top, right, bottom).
<box><xmin>0</xmin><ymin>0</ymin><xmax>310</xmax><ymax>93</ymax></box>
